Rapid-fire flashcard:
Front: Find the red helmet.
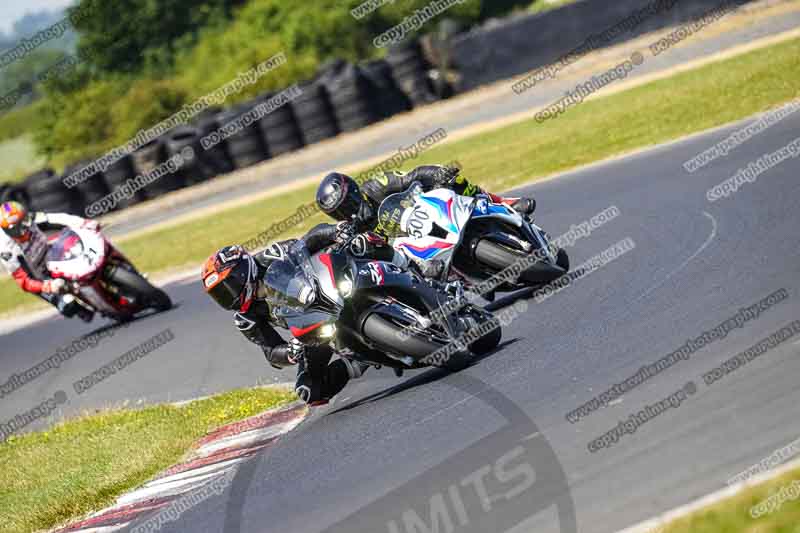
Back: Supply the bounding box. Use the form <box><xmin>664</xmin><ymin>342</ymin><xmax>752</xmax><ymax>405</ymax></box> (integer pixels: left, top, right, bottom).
<box><xmin>0</xmin><ymin>201</ymin><xmax>33</xmax><ymax>243</ymax></box>
<box><xmin>201</xmin><ymin>245</ymin><xmax>258</xmax><ymax>311</ymax></box>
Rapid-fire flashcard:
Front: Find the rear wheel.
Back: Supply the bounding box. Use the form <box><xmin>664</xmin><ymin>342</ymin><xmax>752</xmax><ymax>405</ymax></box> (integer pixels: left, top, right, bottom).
<box><xmin>362</xmin><ymin>313</ymin><xmax>469</xmax><ymax>371</ymax></box>
<box><xmin>107</xmin><ymin>266</ymin><xmax>172</xmax><ymax>313</ymax></box>
<box><xmin>556</xmin><ymin>248</ymin><xmax>570</xmax><ymax>272</ymax></box>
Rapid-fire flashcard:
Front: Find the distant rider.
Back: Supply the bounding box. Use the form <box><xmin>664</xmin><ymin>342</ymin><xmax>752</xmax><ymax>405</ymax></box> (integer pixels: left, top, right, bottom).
<box><xmin>0</xmin><ymin>201</ymin><xmax>97</xmax><ymax>321</ymax></box>
<box><xmin>315</xmin><ymin>165</ymin><xmax>536</xmax><ymax>277</ymax></box>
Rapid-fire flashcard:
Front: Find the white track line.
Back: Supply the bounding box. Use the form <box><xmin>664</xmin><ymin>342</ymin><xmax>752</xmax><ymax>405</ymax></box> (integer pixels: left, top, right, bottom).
<box><xmin>196</xmin><ymin>417</ymin><xmax>304</xmax><ymax>456</ymax></box>
<box><xmin>115</xmin><ymin>470</ymin><xmax>227</xmax><ymax>507</ymax></box>
<box><xmin>617</xmin><ymin>456</ymin><xmax>800</xmax><ymax>532</ymax></box>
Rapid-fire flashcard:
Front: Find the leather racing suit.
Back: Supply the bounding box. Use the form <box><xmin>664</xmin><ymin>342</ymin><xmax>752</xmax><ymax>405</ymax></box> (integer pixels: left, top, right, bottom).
<box><xmin>233</xmin><ymin>223</ymin><xmax>404</xmax><ymax>404</ymax></box>
<box><xmin>0</xmin><ymin>211</ymin><xmax>98</xmax><ymax>318</ymax></box>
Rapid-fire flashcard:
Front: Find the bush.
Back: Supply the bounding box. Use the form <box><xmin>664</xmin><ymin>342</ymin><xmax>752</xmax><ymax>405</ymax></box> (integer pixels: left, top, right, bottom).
<box><xmin>109</xmin><ymin>78</ymin><xmax>190</xmax><ymax>144</ymax></box>
<box><xmin>30</xmin><ymin>0</ymin><xmax>488</xmax><ymax>165</ymax></box>
<box><xmin>33</xmin><ymin>78</ymin><xmax>123</xmax><ymax>168</ymax></box>
<box><xmin>0</xmin><ymin>101</ymin><xmax>49</xmax><ymax>143</ymax></box>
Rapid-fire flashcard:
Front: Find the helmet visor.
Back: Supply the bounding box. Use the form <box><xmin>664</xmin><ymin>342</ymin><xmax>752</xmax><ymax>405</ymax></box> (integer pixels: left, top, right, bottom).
<box><xmin>206</xmin><ymin>259</ymin><xmax>251</xmax><ymax>310</ymax></box>
<box><xmin>4</xmin><ymin>213</ymin><xmax>32</xmax><ymax>239</ymax></box>
<box><xmin>318</xmin><ymin>180</ymin><xmax>343</xmax><ymax>210</ymax></box>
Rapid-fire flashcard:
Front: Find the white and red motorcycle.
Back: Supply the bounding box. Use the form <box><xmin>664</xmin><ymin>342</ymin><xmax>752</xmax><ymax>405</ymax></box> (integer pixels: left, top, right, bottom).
<box><xmin>46</xmin><ymin>227</ymin><xmax>171</xmax><ymax>321</ymax></box>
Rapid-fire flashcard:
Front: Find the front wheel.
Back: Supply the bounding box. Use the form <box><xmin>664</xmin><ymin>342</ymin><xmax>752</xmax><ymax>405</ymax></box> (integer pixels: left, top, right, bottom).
<box><xmin>107</xmin><ymin>265</ymin><xmax>172</xmax><ymax>313</ymax></box>
<box><xmin>473</xmin><ymin>239</ymin><xmax>565</xmax><ymax>285</ymax></box>
<box><xmin>361</xmin><ymin>313</ymin><xmax>470</xmax><ymax>371</ymax></box>
<box><xmin>460</xmin><ymin>306</ymin><xmax>502</xmax><ymax>355</ymax></box>
<box><xmin>556</xmin><ymin>248</ymin><xmax>570</xmax><ymax>272</ymax></box>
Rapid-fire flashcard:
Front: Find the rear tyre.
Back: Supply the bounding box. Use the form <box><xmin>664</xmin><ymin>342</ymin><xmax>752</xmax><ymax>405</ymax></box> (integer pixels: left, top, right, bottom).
<box><xmin>107</xmin><ymin>266</ymin><xmax>172</xmax><ymax>313</ymax></box>
<box><xmin>556</xmin><ymin>248</ymin><xmax>570</xmax><ymax>272</ymax></box>
<box><xmin>362</xmin><ymin>313</ymin><xmax>469</xmax><ymax>371</ymax></box>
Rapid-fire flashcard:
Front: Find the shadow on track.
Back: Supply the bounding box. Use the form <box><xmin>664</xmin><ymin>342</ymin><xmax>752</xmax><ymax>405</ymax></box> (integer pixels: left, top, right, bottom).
<box><xmin>326</xmin><ymin>338</ymin><xmax>522</xmax><ymax>415</ymax></box>
<box><xmin>79</xmin><ymin>301</ymin><xmax>183</xmax><ymax>336</ymax></box>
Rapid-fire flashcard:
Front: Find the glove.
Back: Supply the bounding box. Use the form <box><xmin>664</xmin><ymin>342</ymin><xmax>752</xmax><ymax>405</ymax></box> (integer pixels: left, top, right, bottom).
<box><xmin>350</xmin><ymin>232</ymin><xmax>386</xmax><ymax>257</ymax></box>
<box><xmin>335</xmin><ymin>221</ymin><xmax>356</xmax><ymax>243</ymax></box>
<box><xmin>442</xmin><ymin>165</ymin><xmax>460</xmax><ymax>182</ymax></box>
<box><xmin>42</xmin><ymin>278</ymin><xmax>67</xmax><ymax>294</ymax></box>
<box><xmin>287</xmin><ymin>339</ymin><xmax>305</xmax><ymax>365</ymax></box>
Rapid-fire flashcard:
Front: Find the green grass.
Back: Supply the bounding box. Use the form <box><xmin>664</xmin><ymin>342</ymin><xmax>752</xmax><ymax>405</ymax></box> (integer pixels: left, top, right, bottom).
<box><xmin>2</xmin><ymin>36</ymin><xmax>799</xmax><ymax>317</ymax></box>
<box><xmin>659</xmin><ymin>467</ymin><xmax>800</xmax><ymax>532</ymax></box>
<box><xmin>0</xmin><ymin>135</ymin><xmax>45</xmax><ymax>184</ymax></box>
<box><xmin>529</xmin><ymin>0</ymin><xmax>580</xmax><ymax>14</ymax></box>
<box><xmin>0</xmin><ymin>386</ymin><xmax>297</xmax><ymax>533</ymax></box>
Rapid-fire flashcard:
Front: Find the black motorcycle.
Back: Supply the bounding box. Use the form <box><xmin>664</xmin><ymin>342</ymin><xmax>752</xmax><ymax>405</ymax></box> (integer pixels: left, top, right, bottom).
<box><xmin>263</xmin><ymin>240</ymin><xmax>501</xmax><ymax>372</ymax></box>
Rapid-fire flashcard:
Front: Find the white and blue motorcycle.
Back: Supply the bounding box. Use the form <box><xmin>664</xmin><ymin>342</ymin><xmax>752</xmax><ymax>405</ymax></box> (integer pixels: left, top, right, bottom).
<box><xmin>376</xmin><ymin>182</ymin><xmax>569</xmax><ymax>296</ymax></box>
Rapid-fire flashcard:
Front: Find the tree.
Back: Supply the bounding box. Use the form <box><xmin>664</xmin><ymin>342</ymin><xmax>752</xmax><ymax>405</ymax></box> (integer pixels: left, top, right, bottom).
<box><xmin>68</xmin><ymin>0</ymin><xmax>246</xmax><ymax>74</ymax></box>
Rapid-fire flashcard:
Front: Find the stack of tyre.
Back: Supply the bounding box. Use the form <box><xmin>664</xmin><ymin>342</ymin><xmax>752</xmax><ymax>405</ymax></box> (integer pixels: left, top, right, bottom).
<box><xmin>361</xmin><ymin>59</ymin><xmax>412</xmax><ymax>119</ymax></box>
<box><xmin>131</xmin><ymin>138</ymin><xmax>187</xmax><ymax>199</ymax></box>
<box><xmin>255</xmin><ymin>91</ymin><xmax>304</xmax><ymax>158</ymax></box>
<box><xmin>0</xmin><ymin>181</ymin><xmax>30</xmax><ymax>206</ymax></box>
<box><xmin>7</xmin><ymin>37</ymin><xmax>454</xmax><ymax>217</ymax></box>
<box><xmin>63</xmin><ymin>160</ymin><xmax>110</xmax><ymax>215</ymax></box>
<box><xmin>23</xmin><ymin>169</ymin><xmax>82</xmax><ymax>215</ymax></box>
<box><xmin>317</xmin><ymin>60</ymin><xmax>381</xmax><ymax>133</ymax></box>
<box><xmin>191</xmin><ymin>107</ymin><xmax>236</xmax><ymax>176</ymax></box>
<box><xmin>102</xmin><ymin>154</ymin><xmax>142</xmax><ymax>210</ymax></box>
<box><xmin>216</xmin><ymin>101</ymin><xmax>269</xmax><ymax>169</ymax></box>
<box><xmin>385</xmin><ymin>39</ymin><xmax>438</xmax><ymax>107</ymax></box>
<box><xmin>164</xmin><ymin>125</ymin><xmax>219</xmax><ymax>186</ymax></box>
<box><xmin>291</xmin><ymin>80</ymin><xmax>340</xmax><ymax>145</ymax></box>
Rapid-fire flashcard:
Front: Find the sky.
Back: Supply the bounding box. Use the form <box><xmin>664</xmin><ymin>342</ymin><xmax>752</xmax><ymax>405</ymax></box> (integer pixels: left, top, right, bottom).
<box><xmin>0</xmin><ymin>0</ymin><xmax>75</xmax><ymax>35</ymax></box>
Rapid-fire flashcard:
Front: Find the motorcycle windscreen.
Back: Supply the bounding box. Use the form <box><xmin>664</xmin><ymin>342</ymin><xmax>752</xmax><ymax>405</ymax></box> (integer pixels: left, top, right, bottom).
<box><xmin>375</xmin><ymin>182</ymin><xmax>423</xmax><ymax>237</ymax></box>
<box><xmin>47</xmin><ymin>229</ymin><xmax>84</xmax><ymax>263</ymax></box>
<box><xmin>264</xmin><ymin>259</ymin><xmax>316</xmax><ymax>310</ymax></box>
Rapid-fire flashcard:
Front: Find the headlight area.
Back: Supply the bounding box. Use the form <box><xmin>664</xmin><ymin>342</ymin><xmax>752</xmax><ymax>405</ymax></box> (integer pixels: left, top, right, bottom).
<box><xmin>338</xmin><ymin>278</ymin><xmax>353</xmax><ymax>298</ymax></box>
<box><xmin>319</xmin><ymin>324</ymin><xmax>337</xmax><ymax>338</ymax></box>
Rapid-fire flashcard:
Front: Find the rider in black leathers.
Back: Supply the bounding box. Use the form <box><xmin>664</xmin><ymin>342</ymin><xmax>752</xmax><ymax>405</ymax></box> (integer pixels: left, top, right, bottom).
<box><xmin>315</xmin><ymin>165</ymin><xmax>536</xmax><ymax>277</ymax></box>
<box><xmin>202</xmin><ymin>223</ymin><xmax>402</xmax><ymax>404</ymax></box>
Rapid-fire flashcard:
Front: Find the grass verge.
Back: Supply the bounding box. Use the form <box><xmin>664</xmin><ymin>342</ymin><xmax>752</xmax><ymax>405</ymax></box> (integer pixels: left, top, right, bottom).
<box><xmin>658</xmin><ymin>466</ymin><xmax>800</xmax><ymax>532</ymax></box>
<box><xmin>2</xmin><ymin>36</ymin><xmax>799</xmax><ymax>317</ymax></box>
<box><xmin>0</xmin><ymin>135</ymin><xmax>45</xmax><ymax>184</ymax></box>
<box><xmin>0</xmin><ymin>386</ymin><xmax>296</xmax><ymax>533</ymax></box>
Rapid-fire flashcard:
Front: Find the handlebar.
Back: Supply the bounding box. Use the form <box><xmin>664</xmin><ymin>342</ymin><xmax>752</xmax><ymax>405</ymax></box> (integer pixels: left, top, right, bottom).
<box><xmin>333</xmin><ymin>220</ymin><xmax>360</xmax><ymax>253</ymax></box>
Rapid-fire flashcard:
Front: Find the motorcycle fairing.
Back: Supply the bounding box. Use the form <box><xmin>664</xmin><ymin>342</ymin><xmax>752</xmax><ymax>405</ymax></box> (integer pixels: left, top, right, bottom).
<box><xmin>46</xmin><ymin>228</ymin><xmax>107</xmax><ymax>282</ymax></box>
<box><xmin>392</xmin><ymin>188</ymin><xmax>474</xmax><ymax>267</ymax></box>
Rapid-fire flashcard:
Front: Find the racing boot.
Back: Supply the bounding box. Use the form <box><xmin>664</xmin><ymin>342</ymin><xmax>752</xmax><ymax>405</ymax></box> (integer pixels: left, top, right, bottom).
<box><xmin>488</xmin><ymin>193</ymin><xmax>536</xmax><ymax>217</ymax></box>
<box><xmin>341</xmin><ymin>358</ymin><xmax>370</xmax><ymax>380</ymax></box>
<box><xmin>511</xmin><ymin>197</ymin><xmax>536</xmax><ymax>216</ymax></box>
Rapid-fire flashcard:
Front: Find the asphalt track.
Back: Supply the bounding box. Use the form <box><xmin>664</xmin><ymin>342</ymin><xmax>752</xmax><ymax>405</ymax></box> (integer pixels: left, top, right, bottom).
<box><xmin>3</xmin><ymin>109</ymin><xmax>800</xmax><ymax>532</ymax></box>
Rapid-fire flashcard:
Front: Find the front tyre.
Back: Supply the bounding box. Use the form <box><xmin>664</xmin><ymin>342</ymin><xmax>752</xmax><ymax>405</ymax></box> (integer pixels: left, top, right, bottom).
<box><xmin>461</xmin><ymin>307</ymin><xmax>502</xmax><ymax>355</ymax></box>
<box><xmin>556</xmin><ymin>248</ymin><xmax>570</xmax><ymax>272</ymax></box>
<box><xmin>107</xmin><ymin>266</ymin><xmax>172</xmax><ymax>313</ymax></box>
<box><xmin>361</xmin><ymin>314</ymin><xmax>470</xmax><ymax>371</ymax></box>
<box><xmin>474</xmin><ymin>239</ymin><xmax>564</xmax><ymax>285</ymax></box>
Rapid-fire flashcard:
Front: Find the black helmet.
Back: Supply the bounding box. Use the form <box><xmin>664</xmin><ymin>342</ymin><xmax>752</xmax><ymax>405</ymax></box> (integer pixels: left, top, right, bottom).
<box><xmin>202</xmin><ymin>245</ymin><xmax>258</xmax><ymax>311</ymax></box>
<box><xmin>316</xmin><ymin>172</ymin><xmax>369</xmax><ymax>221</ymax></box>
